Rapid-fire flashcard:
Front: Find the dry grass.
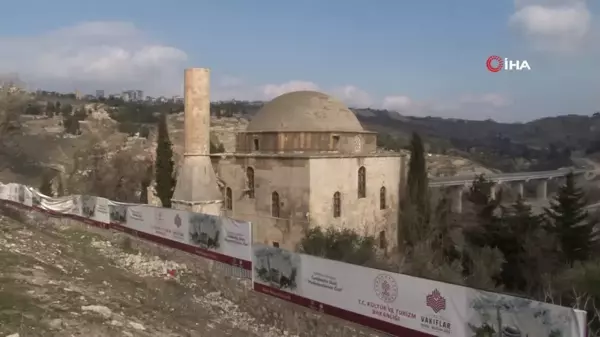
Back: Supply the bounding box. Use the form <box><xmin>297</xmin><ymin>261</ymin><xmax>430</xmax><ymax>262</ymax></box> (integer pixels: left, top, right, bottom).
<box><xmin>0</xmin><ymin>206</ymin><xmax>297</xmax><ymax>337</ymax></box>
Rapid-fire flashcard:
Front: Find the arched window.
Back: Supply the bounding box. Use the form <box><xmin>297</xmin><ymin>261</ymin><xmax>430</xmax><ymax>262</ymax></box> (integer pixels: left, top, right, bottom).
<box><xmin>358</xmin><ymin>166</ymin><xmax>366</xmax><ymax>198</ymax></box>
<box><xmin>271</xmin><ymin>191</ymin><xmax>280</xmax><ymax>218</ymax></box>
<box><xmin>380</xmin><ymin>186</ymin><xmax>386</xmax><ymax>209</ymax></box>
<box><xmin>253</xmin><ymin>138</ymin><xmax>260</xmax><ymax>151</ymax></box>
<box><xmin>246</xmin><ymin>167</ymin><xmax>255</xmax><ymax>198</ymax></box>
<box><xmin>379</xmin><ymin>231</ymin><xmax>387</xmax><ymax>249</ymax></box>
<box><xmin>333</xmin><ymin>192</ymin><xmax>341</xmax><ymax>218</ymax></box>
<box><xmin>225</xmin><ymin>187</ymin><xmax>233</xmax><ymax>210</ymax></box>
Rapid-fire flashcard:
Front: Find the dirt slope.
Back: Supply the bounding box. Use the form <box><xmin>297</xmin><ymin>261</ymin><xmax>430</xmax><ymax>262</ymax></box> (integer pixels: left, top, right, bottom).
<box><xmin>0</xmin><ymin>207</ymin><xmax>296</xmax><ymax>337</ymax></box>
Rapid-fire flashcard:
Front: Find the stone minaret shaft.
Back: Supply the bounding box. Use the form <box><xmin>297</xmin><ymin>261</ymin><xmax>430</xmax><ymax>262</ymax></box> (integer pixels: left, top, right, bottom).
<box><xmin>184</xmin><ymin>68</ymin><xmax>210</xmax><ymax>156</ymax></box>
<box><xmin>171</xmin><ymin>68</ymin><xmax>223</xmax><ymax>215</ymax></box>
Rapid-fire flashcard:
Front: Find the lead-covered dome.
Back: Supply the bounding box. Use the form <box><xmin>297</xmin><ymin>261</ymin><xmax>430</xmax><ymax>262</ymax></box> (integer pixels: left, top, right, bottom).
<box><xmin>246</xmin><ymin>91</ymin><xmax>364</xmax><ymax>132</ymax></box>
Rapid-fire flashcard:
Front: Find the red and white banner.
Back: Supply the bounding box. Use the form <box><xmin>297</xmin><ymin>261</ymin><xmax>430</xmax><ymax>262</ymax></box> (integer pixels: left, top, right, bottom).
<box><xmin>114</xmin><ymin>205</ymin><xmax>252</xmax><ymax>269</ymax></box>
<box><xmin>79</xmin><ymin>195</ymin><xmax>110</xmax><ymax>225</ymax></box>
<box><xmin>252</xmin><ymin>244</ymin><xmax>586</xmax><ymax>337</ymax></box>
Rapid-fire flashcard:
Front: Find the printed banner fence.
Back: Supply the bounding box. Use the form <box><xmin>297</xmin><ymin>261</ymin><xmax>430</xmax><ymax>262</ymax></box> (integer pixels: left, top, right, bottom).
<box><xmin>0</xmin><ymin>182</ymin><xmax>252</xmax><ymax>270</ymax></box>
<box><xmin>0</xmin><ymin>181</ymin><xmax>589</xmax><ymax>337</ymax></box>
<box><xmin>251</xmin><ymin>244</ymin><xmax>589</xmax><ymax>337</ymax></box>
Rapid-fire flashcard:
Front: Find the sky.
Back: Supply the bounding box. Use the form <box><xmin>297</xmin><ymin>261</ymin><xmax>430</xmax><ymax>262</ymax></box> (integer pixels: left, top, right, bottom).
<box><xmin>0</xmin><ymin>0</ymin><xmax>598</xmax><ymax>122</ymax></box>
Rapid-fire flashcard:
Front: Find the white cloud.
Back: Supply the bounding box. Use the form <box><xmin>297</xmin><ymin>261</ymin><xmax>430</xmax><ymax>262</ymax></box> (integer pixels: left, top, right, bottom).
<box><xmin>509</xmin><ymin>0</ymin><xmax>592</xmax><ymax>53</ymax></box>
<box><xmin>261</xmin><ymin>81</ymin><xmax>320</xmax><ymax>100</ymax></box>
<box><xmin>382</xmin><ymin>95</ymin><xmax>413</xmax><ymax>111</ymax></box>
<box><xmin>0</xmin><ymin>21</ymin><xmax>188</xmax><ymax>96</ymax></box>
<box><xmin>331</xmin><ymin>85</ymin><xmax>372</xmax><ymax>108</ymax></box>
<box><xmin>459</xmin><ymin>93</ymin><xmax>512</xmax><ymax>107</ymax></box>
<box><xmin>381</xmin><ymin>93</ymin><xmax>512</xmax><ymax>121</ymax></box>
<box><xmin>255</xmin><ymin>81</ymin><xmax>374</xmax><ymax>108</ymax></box>
<box><xmin>0</xmin><ymin>22</ymin><xmax>514</xmax><ymax>120</ymax></box>
<box><xmin>217</xmin><ymin>75</ymin><xmax>244</xmax><ymax>88</ymax></box>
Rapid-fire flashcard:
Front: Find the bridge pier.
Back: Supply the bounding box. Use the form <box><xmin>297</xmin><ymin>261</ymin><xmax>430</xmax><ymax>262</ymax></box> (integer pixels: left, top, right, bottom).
<box><xmin>536</xmin><ymin>180</ymin><xmax>547</xmax><ymax>200</ymax></box>
<box><xmin>450</xmin><ymin>186</ymin><xmax>463</xmax><ymax>213</ymax></box>
<box><xmin>490</xmin><ymin>185</ymin><xmax>497</xmax><ymax>200</ymax></box>
<box><xmin>515</xmin><ymin>182</ymin><xmax>524</xmax><ymax>198</ymax></box>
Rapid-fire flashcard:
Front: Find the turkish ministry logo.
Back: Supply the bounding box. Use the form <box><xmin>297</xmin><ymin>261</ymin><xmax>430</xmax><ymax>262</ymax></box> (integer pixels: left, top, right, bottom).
<box><xmin>486</xmin><ymin>55</ymin><xmax>531</xmax><ymax>73</ymax></box>
<box><xmin>426</xmin><ymin>289</ymin><xmax>446</xmax><ymax>313</ymax></box>
<box><xmin>174</xmin><ymin>214</ymin><xmax>182</xmax><ymax>228</ymax></box>
<box><xmin>374</xmin><ymin>274</ymin><xmax>398</xmax><ymax>303</ymax></box>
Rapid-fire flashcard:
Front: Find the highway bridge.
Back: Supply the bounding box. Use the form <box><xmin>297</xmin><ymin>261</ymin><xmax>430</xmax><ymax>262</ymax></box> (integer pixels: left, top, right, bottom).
<box><xmin>428</xmin><ymin>168</ymin><xmax>597</xmax><ymax>213</ymax></box>
<box><xmin>429</xmin><ymin>168</ymin><xmax>592</xmax><ymax>187</ymax></box>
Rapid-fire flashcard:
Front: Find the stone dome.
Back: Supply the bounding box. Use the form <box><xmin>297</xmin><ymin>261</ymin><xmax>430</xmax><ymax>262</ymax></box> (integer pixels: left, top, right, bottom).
<box><xmin>246</xmin><ymin>91</ymin><xmax>364</xmax><ymax>132</ymax></box>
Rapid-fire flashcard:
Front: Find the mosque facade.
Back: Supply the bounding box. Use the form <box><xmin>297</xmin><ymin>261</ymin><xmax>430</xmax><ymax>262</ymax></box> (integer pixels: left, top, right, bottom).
<box><xmin>209</xmin><ymin>90</ymin><xmax>407</xmax><ymax>250</ymax></box>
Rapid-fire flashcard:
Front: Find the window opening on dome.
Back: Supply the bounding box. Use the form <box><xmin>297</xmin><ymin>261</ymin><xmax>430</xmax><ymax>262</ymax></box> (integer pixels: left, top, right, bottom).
<box><xmin>332</xmin><ymin>135</ymin><xmax>340</xmax><ymax>150</ymax></box>
<box><xmin>253</xmin><ymin>138</ymin><xmax>260</xmax><ymax>151</ymax></box>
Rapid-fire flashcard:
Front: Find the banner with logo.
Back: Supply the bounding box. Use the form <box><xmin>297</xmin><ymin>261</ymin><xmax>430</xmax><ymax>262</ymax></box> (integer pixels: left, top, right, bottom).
<box><xmin>187</xmin><ymin>212</ymin><xmax>252</xmax><ymax>266</ymax></box>
<box><xmin>251</xmin><ymin>244</ymin><xmax>584</xmax><ymax>337</ymax></box>
<box><xmin>124</xmin><ymin>205</ymin><xmax>156</xmax><ymax>233</ymax></box>
<box><xmin>108</xmin><ymin>200</ymin><xmax>130</xmax><ymax>226</ymax></box>
<box><xmin>154</xmin><ymin>206</ymin><xmax>189</xmax><ymax>244</ymax></box>
<box><xmin>68</xmin><ymin>195</ymin><xmax>82</xmax><ymax>217</ymax></box>
<box><xmin>79</xmin><ymin>195</ymin><xmax>110</xmax><ymax>225</ymax></box>
<box><xmin>464</xmin><ymin>289</ymin><xmax>584</xmax><ymax>337</ymax></box>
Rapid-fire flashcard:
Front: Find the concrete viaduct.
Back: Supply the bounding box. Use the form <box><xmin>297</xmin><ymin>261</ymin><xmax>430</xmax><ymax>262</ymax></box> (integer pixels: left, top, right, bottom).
<box><xmin>428</xmin><ymin>169</ymin><xmax>596</xmax><ymax>213</ymax></box>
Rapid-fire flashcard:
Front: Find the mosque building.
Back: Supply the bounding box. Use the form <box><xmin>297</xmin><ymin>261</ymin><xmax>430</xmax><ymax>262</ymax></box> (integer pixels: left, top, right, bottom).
<box><xmin>172</xmin><ymin>68</ymin><xmax>407</xmax><ymax>251</ymax></box>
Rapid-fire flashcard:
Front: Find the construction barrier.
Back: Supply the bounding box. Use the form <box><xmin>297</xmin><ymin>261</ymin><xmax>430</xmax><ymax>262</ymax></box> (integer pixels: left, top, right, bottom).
<box><xmin>0</xmin><ymin>182</ymin><xmax>588</xmax><ymax>337</ymax></box>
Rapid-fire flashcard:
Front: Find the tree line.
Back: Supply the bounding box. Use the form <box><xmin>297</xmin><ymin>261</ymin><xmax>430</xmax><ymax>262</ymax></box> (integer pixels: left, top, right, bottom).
<box><xmin>299</xmin><ymin>132</ymin><xmax>600</xmax><ymax>335</ymax></box>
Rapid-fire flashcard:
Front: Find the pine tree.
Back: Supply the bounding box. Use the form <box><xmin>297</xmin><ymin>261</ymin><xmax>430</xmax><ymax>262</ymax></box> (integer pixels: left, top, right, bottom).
<box><xmin>155</xmin><ymin>113</ymin><xmax>175</xmax><ymax>207</ymax></box>
<box><xmin>500</xmin><ymin>197</ymin><xmax>543</xmax><ymax>290</ymax></box>
<box><xmin>544</xmin><ymin>172</ymin><xmax>595</xmax><ymax>265</ymax></box>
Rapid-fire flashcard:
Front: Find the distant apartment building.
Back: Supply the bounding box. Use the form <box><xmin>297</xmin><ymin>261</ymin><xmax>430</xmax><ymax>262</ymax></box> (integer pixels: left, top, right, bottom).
<box><xmin>95</xmin><ymin>90</ymin><xmax>105</xmax><ymax>99</ymax></box>
<box><xmin>172</xmin><ymin>95</ymin><xmax>183</xmax><ymax>103</ymax></box>
<box><xmin>121</xmin><ymin>89</ymin><xmax>144</xmax><ymax>102</ymax></box>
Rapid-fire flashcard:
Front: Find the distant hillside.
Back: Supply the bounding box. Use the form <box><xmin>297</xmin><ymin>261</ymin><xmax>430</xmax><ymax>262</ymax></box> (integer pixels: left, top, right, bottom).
<box><xmin>209</xmin><ymin>101</ymin><xmax>597</xmax><ymax>173</ymax></box>
<box><xmin>7</xmin><ymin>91</ymin><xmax>599</xmax><ymax>176</ymax></box>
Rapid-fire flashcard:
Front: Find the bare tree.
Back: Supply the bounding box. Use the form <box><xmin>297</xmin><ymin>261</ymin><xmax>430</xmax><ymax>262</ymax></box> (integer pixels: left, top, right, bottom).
<box><xmin>542</xmin><ymin>260</ymin><xmax>600</xmax><ymax>335</ymax></box>
<box><xmin>66</xmin><ymin>136</ymin><xmax>153</xmax><ymax>202</ymax></box>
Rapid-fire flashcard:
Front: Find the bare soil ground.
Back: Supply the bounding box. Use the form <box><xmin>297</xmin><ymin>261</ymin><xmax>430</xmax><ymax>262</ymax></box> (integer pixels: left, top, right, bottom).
<box><xmin>0</xmin><ymin>208</ymin><xmax>296</xmax><ymax>337</ymax></box>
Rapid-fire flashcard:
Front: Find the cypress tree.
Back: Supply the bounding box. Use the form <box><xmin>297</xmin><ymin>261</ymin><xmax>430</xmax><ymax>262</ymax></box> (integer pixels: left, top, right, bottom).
<box><xmin>399</xmin><ymin>132</ymin><xmax>430</xmax><ymax>247</ymax></box>
<box><xmin>544</xmin><ymin>172</ymin><xmax>595</xmax><ymax>265</ymax></box>
<box><xmin>406</xmin><ymin>132</ymin><xmax>429</xmax><ymax>217</ymax></box>
<box><xmin>155</xmin><ymin>113</ymin><xmax>175</xmax><ymax>207</ymax></box>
